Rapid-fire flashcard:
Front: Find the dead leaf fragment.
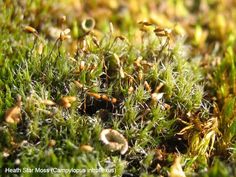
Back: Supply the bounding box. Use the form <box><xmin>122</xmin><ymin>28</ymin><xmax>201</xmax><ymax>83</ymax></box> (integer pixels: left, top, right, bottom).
<box><xmin>151</xmin><ymin>92</ymin><xmax>164</xmax><ymax>101</ymax></box>
<box><xmin>59</xmin><ymin>28</ymin><xmax>71</xmax><ymax>41</ymax></box>
<box><xmin>100</xmin><ymin>129</ymin><xmax>128</xmax><ymax>155</ymax></box>
<box><xmin>128</xmin><ymin>86</ymin><xmax>134</xmax><ymax>94</ymax></box>
<box><xmin>5</xmin><ymin>106</ymin><xmax>21</xmax><ymax>124</ymax></box>
<box><xmin>170</xmin><ymin>156</ymin><xmax>186</xmax><ymax>177</ymax></box>
<box><xmin>5</xmin><ymin>96</ymin><xmax>22</xmax><ymax>124</ymax></box>
<box><xmin>48</xmin><ymin>27</ymin><xmax>62</xmax><ymax>39</ymax></box>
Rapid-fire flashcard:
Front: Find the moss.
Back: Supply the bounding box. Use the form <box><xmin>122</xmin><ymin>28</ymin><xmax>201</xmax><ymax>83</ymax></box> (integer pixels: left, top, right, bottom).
<box><xmin>0</xmin><ymin>0</ymin><xmax>236</xmax><ymax>176</ymax></box>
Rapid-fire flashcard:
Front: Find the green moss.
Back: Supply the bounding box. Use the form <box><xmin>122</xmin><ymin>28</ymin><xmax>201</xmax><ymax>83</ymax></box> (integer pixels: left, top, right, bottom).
<box><xmin>1</xmin><ymin>0</ymin><xmax>236</xmax><ymax>176</ymax></box>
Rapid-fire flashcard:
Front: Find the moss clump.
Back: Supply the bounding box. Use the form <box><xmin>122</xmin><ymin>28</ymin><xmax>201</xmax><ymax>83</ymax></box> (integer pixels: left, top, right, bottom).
<box><xmin>1</xmin><ymin>1</ymin><xmax>236</xmax><ymax>177</ymax></box>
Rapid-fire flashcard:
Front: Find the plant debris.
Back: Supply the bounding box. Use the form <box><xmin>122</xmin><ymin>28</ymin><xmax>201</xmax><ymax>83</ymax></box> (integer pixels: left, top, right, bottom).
<box><xmin>5</xmin><ymin>95</ymin><xmax>22</xmax><ymax>124</ymax></box>
<box><xmin>100</xmin><ymin>129</ymin><xmax>128</xmax><ymax>155</ymax></box>
<box><xmin>170</xmin><ymin>156</ymin><xmax>186</xmax><ymax>177</ymax></box>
